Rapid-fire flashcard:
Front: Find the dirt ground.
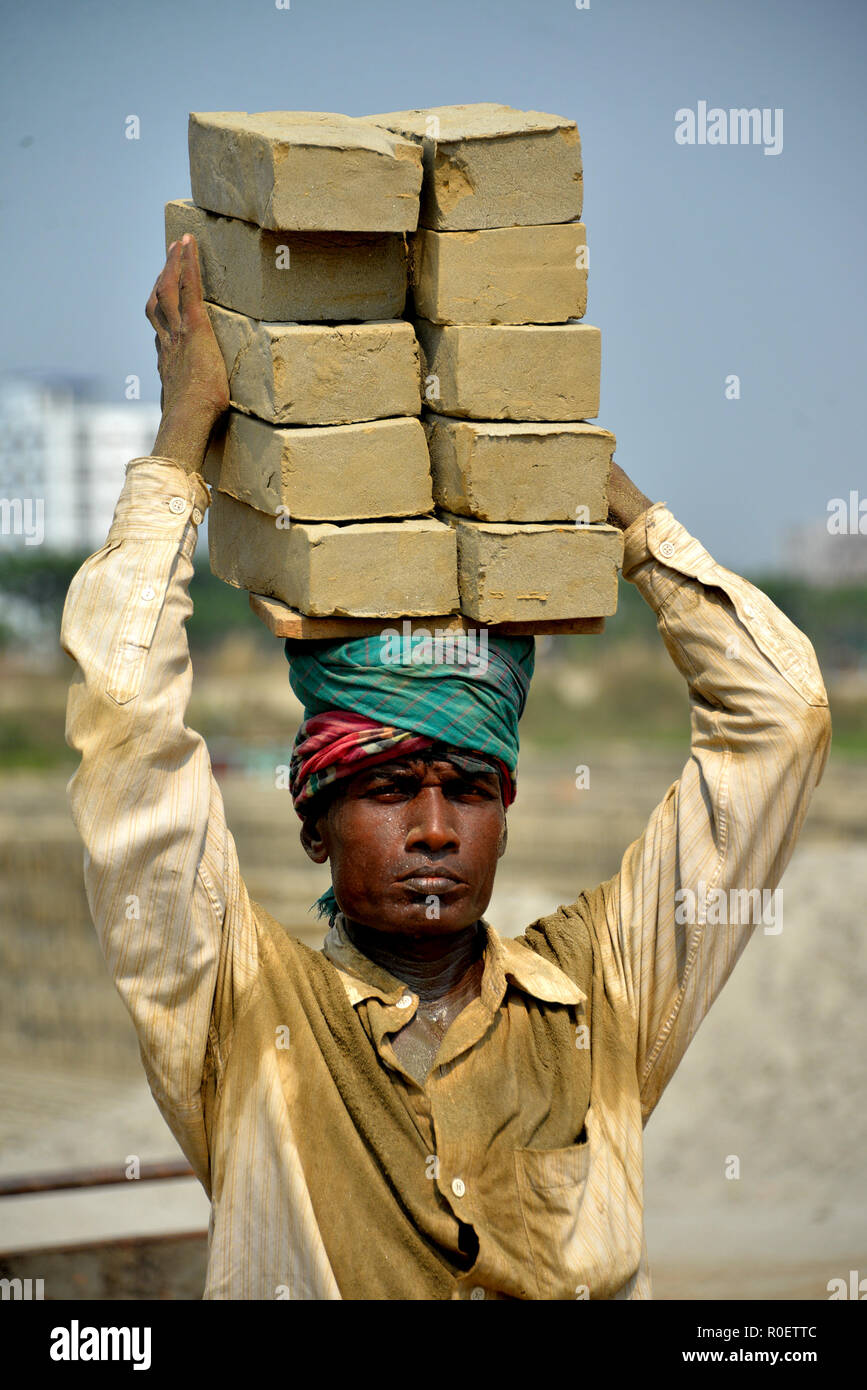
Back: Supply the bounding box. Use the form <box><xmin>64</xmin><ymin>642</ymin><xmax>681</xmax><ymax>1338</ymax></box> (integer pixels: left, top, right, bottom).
<box><xmin>1</xmin><ymin>723</ymin><xmax>865</xmax><ymax>1300</ymax></box>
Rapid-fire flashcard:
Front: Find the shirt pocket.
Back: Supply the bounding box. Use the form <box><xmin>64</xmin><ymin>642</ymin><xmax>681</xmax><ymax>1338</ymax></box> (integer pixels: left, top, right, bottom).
<box><xmin>105</xmin><ymin>538</ymin><xmax>178</xmax><ymax>705</ymax></box>
<box><xmin>514</xmin><ymin>1104</ymin><xmax>643</xmax><ymax>1300</ymax></box>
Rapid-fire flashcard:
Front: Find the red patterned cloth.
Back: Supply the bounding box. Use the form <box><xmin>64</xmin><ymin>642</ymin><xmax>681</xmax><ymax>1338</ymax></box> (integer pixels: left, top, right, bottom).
<box><xmin>289</xmin><ymin>709</ymin><xmax>515</xmax><ymax>818</ymax></box>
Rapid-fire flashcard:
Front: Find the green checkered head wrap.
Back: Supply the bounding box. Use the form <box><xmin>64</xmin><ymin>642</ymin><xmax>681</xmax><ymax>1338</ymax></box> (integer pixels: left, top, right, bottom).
<box><xmin>285</xmin><ymin>630</ymin><xmax>534</xmax><ymax>777</ymax></box>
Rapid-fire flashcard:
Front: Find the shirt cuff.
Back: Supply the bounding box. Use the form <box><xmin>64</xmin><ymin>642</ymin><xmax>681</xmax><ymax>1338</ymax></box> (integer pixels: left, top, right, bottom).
<box><xmin>106</xmin><ymin>457</ymin><xmax>211</xmax><ymax>545</ymax></box>
<box><xmin>621</xmin><ymin>501</ymin><xmax>829</xmax><ymax>706</ymax></box>
<box><xmin>621</xmin><ymin>502</ymin><xmax>712</xmax><ymax>611</ymax></box>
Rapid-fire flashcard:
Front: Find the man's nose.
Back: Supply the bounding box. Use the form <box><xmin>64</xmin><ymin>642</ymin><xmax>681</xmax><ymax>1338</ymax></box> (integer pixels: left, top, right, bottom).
<box><xmin>405</xmin><ymin>787</ymin><xmax>460</xmax><ymax>853</ymax></box>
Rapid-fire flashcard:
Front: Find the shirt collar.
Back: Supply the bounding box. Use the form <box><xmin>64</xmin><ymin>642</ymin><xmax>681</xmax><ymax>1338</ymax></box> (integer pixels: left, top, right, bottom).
<box><xmin>323</xmin><ymin>913</ymin><xmax>585</xmax><ymax>1011</ymax></box>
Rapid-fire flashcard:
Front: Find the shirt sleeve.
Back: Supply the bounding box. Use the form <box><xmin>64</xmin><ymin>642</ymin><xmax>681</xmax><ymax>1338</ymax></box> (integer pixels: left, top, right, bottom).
<box><xmin>590</xmin><ymin>502</ymin><xmax>832</xmax><ymax>1122</ymax></box>
<box><xmin>60</xmin><ymin>457</ymin><xmax>260</xmax><ymax>1187</ymax></box>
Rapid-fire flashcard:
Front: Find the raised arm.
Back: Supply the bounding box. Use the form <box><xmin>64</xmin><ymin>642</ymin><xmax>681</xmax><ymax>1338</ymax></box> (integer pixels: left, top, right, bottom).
<box><xmin>60</xmin><ymin>237</ymin><xmax>256</xmax><ymax>1186</ymax></box>
<box><xmin>590</xmin><ymin>481</ymin><xmax>831</xmax><ymax>1121</ymax></box>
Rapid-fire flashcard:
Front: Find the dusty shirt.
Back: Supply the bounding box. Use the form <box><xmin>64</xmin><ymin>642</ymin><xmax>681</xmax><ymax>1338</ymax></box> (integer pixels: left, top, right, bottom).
<box><xmin>60</xmin><ymin>457</ymin><xmax>831</xmax><ymax>1300</ymax></box>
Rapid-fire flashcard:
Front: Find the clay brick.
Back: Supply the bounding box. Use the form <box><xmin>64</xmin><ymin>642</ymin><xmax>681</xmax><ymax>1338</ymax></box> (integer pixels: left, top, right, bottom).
<box><xmin>203</xmin><ymin>412</ymin><xmax>433</xmax><ymax>522</ymax></box>
<box><xmin>206</xmin><ymin>304</ymin><xmax>422</xmax><ymax>425</ymax></box>
<box><xmin>165</xmin><ymin>200</ymin><xmax>407</xmax><ymax>322</ymax></box>
<box><xmin>415</xmin><ymin>319</ymin><xmax>600</xmax><ymax>421</ymax></box>
<box><xmin>424</xmin><ymin>415</ymin><xmax>614</xmax><ymax>522</ymax></box>
<box><xmin>440</xmin><ymin>512</ymin><xmax>623</xmax><ymax>623</ymax></box>
<box><xmin>410</xmin><ymin>223</ymin><xmax>587</xmax><ymax>324</ymax></box>
<box><xmin>188</xmin><ymin>111</ymin><xmax>423</xmax><ymax>232</ymax></box>
<box><xmin>209</xmin><ymin>491</ymin><xmax>459</xmax><ymax>617</ymax></box>
<box><xmin>361</xmin><ymin>103</ymin><xmax>582</xmax><ymax>230</ymax></box>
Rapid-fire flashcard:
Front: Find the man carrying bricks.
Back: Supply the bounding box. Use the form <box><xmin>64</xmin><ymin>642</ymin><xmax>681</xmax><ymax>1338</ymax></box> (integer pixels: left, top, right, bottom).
<box><xmin>61</xmin><ymin>234</ymin><xmax>832</xmax><ymax>1299</ymax></box>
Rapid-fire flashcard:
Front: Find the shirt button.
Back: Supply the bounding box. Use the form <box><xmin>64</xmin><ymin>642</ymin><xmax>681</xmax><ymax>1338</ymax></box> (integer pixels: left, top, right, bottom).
<box><xmin>470</xmin><ymin>1286</ymin><xmax>485</xmax><ymax>1300</ymax></box>
<box><xmin>659</xmin><ymin>540</ymin><xmax>676</xmax><ymax>558</ymax></box>
<box><xmin>192</xmin><ymin>507</ymin><xmax>203</xmax><ymax>525</ymax></box>
<box><xmin>451</xmin><ymin>1178</ymin><xmax>466</xmax><ymax>1198</ymax></box>
<box><xmin>169</xmin><ymin>496</ymin><xmax>187</xmax><ymax>514</ymax></box>
<box><xmin>140</xmin><ymin>586</ymin><xmax>155</xmax><ymax>601</ymax></box>
<box><xmin>396</xmin><ymin>993</ymin><xmax>413</xmax><ymax>1010</ymax></box>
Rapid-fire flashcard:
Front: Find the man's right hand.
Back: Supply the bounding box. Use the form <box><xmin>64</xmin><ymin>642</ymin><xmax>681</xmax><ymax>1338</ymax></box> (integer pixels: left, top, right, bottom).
<box><xmin>146</xmin><ymin>234</ymin><xmax>230</xmax><ymax>473</ymax></box>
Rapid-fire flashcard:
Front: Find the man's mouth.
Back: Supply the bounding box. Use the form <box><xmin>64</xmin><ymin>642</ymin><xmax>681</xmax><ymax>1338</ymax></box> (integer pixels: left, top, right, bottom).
<box><xmin>397</xmin><ymin>868</ymin><xmax>465</xmax><ymax>894</ymax></box>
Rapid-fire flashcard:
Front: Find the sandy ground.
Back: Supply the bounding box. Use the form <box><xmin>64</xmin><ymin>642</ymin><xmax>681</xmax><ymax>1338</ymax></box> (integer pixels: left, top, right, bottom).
<box><xmin>1</xmin><ymin>743</ymin><xmax>865</xmax><ymax>1299</ymax></box>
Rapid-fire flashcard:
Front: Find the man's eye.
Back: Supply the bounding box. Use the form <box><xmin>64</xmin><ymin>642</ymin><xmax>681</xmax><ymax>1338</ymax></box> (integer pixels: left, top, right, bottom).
<box><xmin>362</xmin><ymin>776</ymin><xmax>496</xmax><ymax>799</ymax></box>
<box><xmin>449</xmin><ymin>781</ymin><xmax>494</xmax><ymax>799</ymax></box>
<box><xmin>368</xmin><ymin>780</ymin><xmax>413</xmax><ymax>796</ymax></box>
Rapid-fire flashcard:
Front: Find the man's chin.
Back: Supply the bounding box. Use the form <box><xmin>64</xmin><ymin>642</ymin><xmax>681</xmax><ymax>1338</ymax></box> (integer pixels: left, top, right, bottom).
<box><xmin>341</xmin><ymin>887</ymin><xmax>487</xmax><ymax>937</ymax></box>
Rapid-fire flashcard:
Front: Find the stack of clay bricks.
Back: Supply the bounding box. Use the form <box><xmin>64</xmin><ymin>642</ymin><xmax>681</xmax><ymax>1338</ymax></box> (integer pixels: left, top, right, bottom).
<box><xmin>171</xmin><ymin>110</ymin><xmax>458</xmax><ymax>622</ymax></box>
<box><xmin>365</xmin><ymin>104</ymin><xmax>622</xmax><ymax>627</ymax></box>
<box><xmin>170</xmin><ymin>104</ymin><xmax>623</xmax><ymax>637</ymax></box>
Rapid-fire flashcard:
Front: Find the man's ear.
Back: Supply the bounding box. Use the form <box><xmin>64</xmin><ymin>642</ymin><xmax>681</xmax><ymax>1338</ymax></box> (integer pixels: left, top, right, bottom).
<box><xmin>300</xmin><ymin>814</ymin><xmax>330</xmax><ymax>865</ymax></box>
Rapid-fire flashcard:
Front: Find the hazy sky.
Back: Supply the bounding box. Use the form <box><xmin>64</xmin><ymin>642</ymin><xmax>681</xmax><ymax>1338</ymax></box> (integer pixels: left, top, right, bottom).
<box><xmin>2</xmin><ymin>0</ymin><xmax>865</xmax><ymax>569</ymax></box>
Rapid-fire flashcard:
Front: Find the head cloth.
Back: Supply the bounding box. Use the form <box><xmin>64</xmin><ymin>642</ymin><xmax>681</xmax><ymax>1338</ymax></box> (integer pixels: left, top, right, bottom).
<box><xmin>283</xmin><ymin>632</ymin><xmax>535</xmax><ymax>923</ymax></box>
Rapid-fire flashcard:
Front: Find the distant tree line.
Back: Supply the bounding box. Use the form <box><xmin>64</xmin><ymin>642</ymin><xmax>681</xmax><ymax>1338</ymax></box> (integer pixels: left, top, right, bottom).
<box><xmin>0</xmin><ymin>551</ymin><xmax>864</xmax><ymax>672</ymax></box>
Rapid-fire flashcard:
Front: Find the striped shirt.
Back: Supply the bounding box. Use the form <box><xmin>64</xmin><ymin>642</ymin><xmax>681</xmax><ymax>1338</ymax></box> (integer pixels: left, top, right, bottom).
<box><xmin>60</xmin><ymin>457</ymin><xmax>831</xmax><ymax>1299</ymax></box>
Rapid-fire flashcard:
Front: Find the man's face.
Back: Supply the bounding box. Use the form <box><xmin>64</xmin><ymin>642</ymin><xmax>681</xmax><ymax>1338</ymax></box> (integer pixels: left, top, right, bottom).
<box><xmin>300</xmin><ymin>756</ymin><xmax>507</xmax><ymax>938</ymax></box>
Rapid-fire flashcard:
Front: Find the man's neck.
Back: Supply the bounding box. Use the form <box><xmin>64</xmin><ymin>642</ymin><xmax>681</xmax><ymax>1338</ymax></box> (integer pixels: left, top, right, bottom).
<box><xmin>343</xmin><ymin>918</ymin><xmax>484</xmax><ymax>1003</ymax></box>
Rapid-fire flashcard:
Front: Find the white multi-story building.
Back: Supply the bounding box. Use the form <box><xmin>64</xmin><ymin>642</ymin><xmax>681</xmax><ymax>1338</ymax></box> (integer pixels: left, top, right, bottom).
<box><xmin>0</xmin><ymin>374</ymin><xmax>163</xmax><ymax>553</ymax></box>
